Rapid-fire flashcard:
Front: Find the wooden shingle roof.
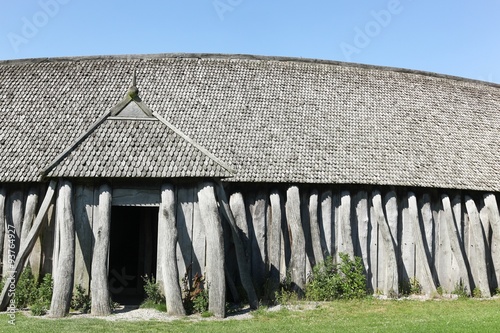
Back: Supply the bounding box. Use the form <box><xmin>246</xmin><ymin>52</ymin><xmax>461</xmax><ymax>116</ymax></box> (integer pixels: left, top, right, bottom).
<box><xmin>0</xmin><ymin>54</ymin><xmax>499</xmax><ymax>190</ymax></box>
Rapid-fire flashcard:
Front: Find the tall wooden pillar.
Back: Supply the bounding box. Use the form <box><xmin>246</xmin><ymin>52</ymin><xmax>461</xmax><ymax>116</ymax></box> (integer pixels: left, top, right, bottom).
<box><xmin>50</xmin><ymin>180</ymin><xmax>75</xmax><ymax>317</ymax></box>
<box><xmin>90</xmin><ymin>184</ymin><xmax>112</xmax><ymax>316</ymax></box>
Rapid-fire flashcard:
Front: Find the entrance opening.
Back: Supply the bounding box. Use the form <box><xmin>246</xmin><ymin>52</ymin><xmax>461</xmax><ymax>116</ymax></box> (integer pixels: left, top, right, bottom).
<box><xmin>108</xmin><ymin>206</ymin><xmax>158</xmax><ymax>305</ymax></box>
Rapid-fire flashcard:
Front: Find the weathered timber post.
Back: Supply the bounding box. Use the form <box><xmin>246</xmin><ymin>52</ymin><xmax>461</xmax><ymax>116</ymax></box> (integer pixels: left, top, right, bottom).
<box><xmin>268</xmin><ymin>190</ymin><xmax>282</xmax><ymax>300</ymax></box>
<box><xmin>159</xmin><ymin>184</ymin><xmax>185</xmax><ymax>316</ymax></box>
<box><xmin>50</xmin><ymin>180</ymin><xmax>75</xmax><ymax>317</ymax></box>
<box><xmin>20</xmin><ymin>188</ymin><xmax>39</xmax><ymax>248</ymax></box>
<box><xmin>309</xmin><ymin>190</ymin><xmax>324</xmax><ymax>265</ymax></box>
<box><xmin>465</xmin><ymin>196</ymin><xmax>491</xmax><ymax>297</ymax></box>
<box><xmin>408</xmin><ymin>193</ymin><xmax>436</xmax><ymax>296</ymax></box>
<box><xmin>198</xmin><ymin>182</ymin><xmax>225</xmax><ymax>318</ymax></box>
<box><xmin>401</xmin><ymin>193</ymin><xmax>415</xmax><ymax>285</ymax></box>
<box><xmin>3</xmin><ymin>191</ymin><xmax>23</xmax><ymax>276</ymax></box>
<box><xmin>442</xmin><ymin>194</ymin><xmax>470</xmax><ymax>295</ymax></box>
<box><xmin>372</xmin><ymin>191</ymin><xmax>398</xmax><ymax>296</ymax></box>
<box><xmin>90</xmin><ymin>184</ymin><xmax>112</xmax><ymax>316</ymax></box>
<box><xmin>320</xmin><ymin>191</ymin><xmax>333</xmax><ymax>257</ymax></box>
<box><xmin>419</xmin><ymin>194</ymin><xmax>435</xmax><ymax>275</ymax></box>
<box><xmin>285</xmin><ymin>186</ymin><xmax>306</xmax><ymax>296</ymax></box>
<box><xmin>338</xmin><ymin>191</ymin><xmax>354</xmax><ymax>259</ymax></box>
<box><xmin>0</xmin><ymin>180</ymin><xmax>56</xmax><ymax>311</ymax></box>
<box><xmin>215</xmin><ymin>184</ymin><xmax>258</xmax><ymax>309</ymax></box>
<box><xmin>484</xmin><ymin>194</ymin><xmax>500</xmax><ymax>288</ymax></box>
<box><xmin>250</xmin><ymin>191</ymin><xmax>267</xmax><ymax>291</ymax></box>
<box><xmin>353</xmin><ymin>192</ymin><xmax>370</xmax><ymax>288</ymax></box>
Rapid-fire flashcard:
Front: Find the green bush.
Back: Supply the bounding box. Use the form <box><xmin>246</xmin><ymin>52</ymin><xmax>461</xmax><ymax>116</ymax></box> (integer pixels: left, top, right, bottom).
<box><xmin>182</xmin><ymin>273</ymin><xmax>209</xmax><ymax>314</ymax></box>
<box><xmin>142</xmin><ymin>275</ymin><xmax>165</xmax><ymax>306</ymax></box>
<box><xmin>31</xmin><ymin>273</ymin><xmax>53</xmax><ymax>316</ymax></box>
<box><xmin>306</xmin><ymin>254</ymin><xmax>367</xmax><ymax>301</ymax></box>
<box><xmin>452</xmin><ymin>280</ymin><xmax>469</xmax><ymax>298</ymax></box>
<box><xmin>71</xmin><ymin>285</ymin><xmax>91</xmax><ymax>313</ymax></box>
<box><xmin>14</xmin><ymin>266</ymin><xmax>38</xmax><ymax>309</ymax></box>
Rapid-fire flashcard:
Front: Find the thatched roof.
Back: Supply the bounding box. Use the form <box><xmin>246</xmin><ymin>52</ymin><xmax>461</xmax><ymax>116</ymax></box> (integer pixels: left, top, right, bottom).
<box><xmin>0</xmin><ymin>54</ymin><xmax>499</xmax><ymax>191</ymax></box>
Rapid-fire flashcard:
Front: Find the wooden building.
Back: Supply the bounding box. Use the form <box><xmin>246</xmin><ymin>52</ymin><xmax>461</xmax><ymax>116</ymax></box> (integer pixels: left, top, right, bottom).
<box><xmin>0</xmin><ymin>54</ymin><xmax>499</xmax><ymax>317</ymax></box>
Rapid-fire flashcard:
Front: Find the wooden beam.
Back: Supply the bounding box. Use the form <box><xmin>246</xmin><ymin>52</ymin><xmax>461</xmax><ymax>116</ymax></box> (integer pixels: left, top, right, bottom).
<box><xmin>0</xmin><ymin>180</ymin><xmax>56</xmax><ymax>311</ymax></box>
<box><xmin>159</xmin><ymin>184</ymin><xmax>186</xmax><ymax>316</ymax></box>
<box><xmin>215</xmin><ymin>184</ymin><xmax>258</xmax><ymax>309</ymax></box>
<box><xmin>90</xmin><ymin>184</ymin><xmax>112</xmax><ymax>316</ymax></box>
<box><xmin>309</xmin><ymin>190</ymin><xmax>324</xmax><ymax>265</ymax></box>
<box><xmin>198</xmin><ymin>182</ymin><xmax>226</xmax><ymax>318</ymax></box>
<box><xmin>50</xmin><ymin>180</ymin><xmax>76</xmax><ymax>317</ymax></box>
<box><xmin>484</xmin><ymin>194</ymin><xmax>500</xmax><ymax>289</ymax></box>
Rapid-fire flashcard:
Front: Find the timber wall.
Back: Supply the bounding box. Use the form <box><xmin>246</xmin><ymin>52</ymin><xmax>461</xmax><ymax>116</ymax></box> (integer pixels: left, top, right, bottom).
<box><xmin>1</xmin><ymin>182</ymin><xmax>500</xmax><ymax>301</ymax></box>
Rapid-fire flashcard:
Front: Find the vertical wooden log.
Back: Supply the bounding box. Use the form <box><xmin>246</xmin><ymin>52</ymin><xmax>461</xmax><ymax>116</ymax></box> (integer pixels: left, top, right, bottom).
<box><xmin>90</xmin><ymin>184</ymin><xmax>112</xmax><ymax>316</ymax></box>
<box><xmin>320</xmin><ymin>191</ymin><xmax>332</xmax><ymax>257</ymax></box>
<box><xmin>215</xmin><ymin>185</ymin><xmax>258</xmax><ymax>309</ymax></box>
<box><xmin>484</xmin><ymin>194</ymin><xmax>500</xmax><ymax>289</ymax></box>
<box><xmin>309</xmin><ymin>190</ymin><xmax>324</xmax><ymax>265</ymax></box>
<box><xmin>50</xmin><ymin>180</ymin><xmax>75</xmax><ymax>318</ymax></box>
<box><xmin>442</xmin><ymin>194</ymin><xmax>470</xmax><ymax>295</ymax></box>
<box><xmin>285</xmin><ymin>186</ymin><xmax>306</xmax><ymax>296</ymax></box>
<box><xmin>466</xmin><ymin>196</ymin><xmax>491</xmax><ymax>297</ymax></box>
<box><xmin>434</xmin><ymin>197</ymin><xmax>454</xmax><ymax>292</ymax></box>
<box><xmin>250</xmin><ymin>191</ymin><xmax>267</xmax><ymax>290</ymax></box>
<box><xmin>159</xmin><ymin>184</ymin><xmax>185</xmax><ymax>316</ymax></box>
<box><xmin>0</xmin><ymin>188</ymin><xmax>5</xmax><ymax>277</ymax></box>
<box><xmin>404</xmin><ymin>193</ymin><xmax>435</xmax><ymax>295</ymax></box>
<box><xmin>73</xmin><ymin>185</ymin><xmax>94</xmax><ymax>293</ymax></box>
<box><xmin>372</xmin><ymin>191</ymin><xmax>398</xmax><ymax>296</ymax></box>
<box><xmin>176</xmin><ymin>187</ymin><xmax>194</xmax><ymax>282</ymax></box>
<box><xmin>353</xmin><ymin>191</ymin><xmax>370</xmax><ymax>290</ymax></box>
<box><xmin>419</xmin><ymin>194</ymin><xmax>435</xmax><ymax>277</ymax></box>
<box><xmin>338</xmin><ymin>191</ymin><xmax>354</xmax><ymax>259</ymax></box>
<box><xmin>198</xmin><ymin>183</ymin><xmax>225</xmax><ymax>318</ymax></box>
<box><xmin>41</xmin><ymin>204</ymin><xmax>55</xmax><ymax>276</ymax></box>
<box><xmin>191</xmin><ymin>195</ymin><xmax>205</xmax><ymax>280</ymax></box>
<box><xmin>400</xmin><ymin>193</ymin><xmax>414</xmax><ymax>286</ymax></box>
<box><xmin>332</xmin><ymin>193</ymin><xmax>340</xmax><ymax>263</ymax></box>
<box><xmin>20</xmin><ymin>188</ymin><xmax>38</xmax><ymax>253</ymax></box>
<box><xmin>369</xmin><ymin>193</ymin><xmax>379</xmax><ymax>293</ymax></box>
<box><xmin>268</xmin><ymin>190</ymin><xmax>282</xmax><ymax>300</ymax></box>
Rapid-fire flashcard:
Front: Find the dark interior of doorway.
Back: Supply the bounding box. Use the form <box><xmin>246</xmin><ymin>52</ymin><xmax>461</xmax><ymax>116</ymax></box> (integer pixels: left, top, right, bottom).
<box><xmin>108</xmin><ymin>206</ymin><xmax>158</xmax><ymax>305</ymax></box>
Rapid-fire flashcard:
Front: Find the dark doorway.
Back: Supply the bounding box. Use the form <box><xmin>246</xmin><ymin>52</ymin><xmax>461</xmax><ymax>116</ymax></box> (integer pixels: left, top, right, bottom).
<box><xmin>108</xmin><ymin>206</ymin><xmax>158</xmax><ymax>305</ymax></box>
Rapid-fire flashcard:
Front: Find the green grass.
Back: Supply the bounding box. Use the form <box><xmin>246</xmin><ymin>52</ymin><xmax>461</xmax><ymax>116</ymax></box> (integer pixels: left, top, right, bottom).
<box><xmin>1</xmin><ymin>298</ymin><xmax>500</xmax><ymax>332</ymax></box>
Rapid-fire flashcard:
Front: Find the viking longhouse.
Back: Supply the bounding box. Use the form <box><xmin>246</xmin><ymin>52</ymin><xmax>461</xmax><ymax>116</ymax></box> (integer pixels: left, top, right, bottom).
<box><xmin>0</xmin><ymin>54</ymin><xmax>499</xmax><ymax>317</ymax></box>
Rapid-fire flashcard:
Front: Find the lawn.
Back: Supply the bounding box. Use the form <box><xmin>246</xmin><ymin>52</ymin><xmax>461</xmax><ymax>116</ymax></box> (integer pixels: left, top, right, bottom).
<box><xmin>1</xmin><ymin>298</ymin><xmax>500</xmax><ymax>333</ymax></box>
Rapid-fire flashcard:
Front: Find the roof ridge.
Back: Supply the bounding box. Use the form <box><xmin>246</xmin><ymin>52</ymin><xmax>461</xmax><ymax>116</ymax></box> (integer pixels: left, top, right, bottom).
<box><xmin>0</xmin><ymin>53</ymin><xmax>498</xmax><ymax>88</ymax></box>
<box><xmin>152</xmin><ymin>111</ymin><xmax>236</xmax><ymax>176</ymax></box>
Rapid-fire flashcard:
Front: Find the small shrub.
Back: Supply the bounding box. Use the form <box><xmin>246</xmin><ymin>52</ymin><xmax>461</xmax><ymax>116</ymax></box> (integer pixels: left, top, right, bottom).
<box><xmin>452</xmin><ymin>280</ymin><xmax>468</xmax><ymax>298</ymax></box>
<box><xmin>14</xmin><ymin>266</ymin><xmax>37</xmax><ymax>309</ymax></box>
<box><xmin>142</xmin><ymin>275</ymin><xmax>165</xmax><ymax>305</ymax></box>
<box><xmin>31</xmin><ymin>274</ymin><xmax>53</xmax><ymax>316</ymax></box>
<box><xmin>409</xmin><ymin>277</ymin><xmax>422</xmax><ymax>295</ymax></box>
<box><xmin>472</xmin><ymin>287</ymin><xmax>482</xmax><ymax>298</ymax></box>
<box><xmin>183</xmin><ymin>273</ymin><xmax>209</xmax><ymax>314</ymax></box>
<box><xmin>275</xmin><ymin>270</ymin><xmax>300</xmax><ymax>305</ymax></box>
<box><xmin>436</xmin><ymin>286</ymin><xmax>444</xmax><ymax>296</ymax></box>
<box><xmin>71</xmin><ymin>285</ymin><xmax>91</xmax><ymax>313</ymax></box>
<box><xmin>306</xmin><ymin>254</ymin><xmax>367</xmax><ymax>301</ymax></box>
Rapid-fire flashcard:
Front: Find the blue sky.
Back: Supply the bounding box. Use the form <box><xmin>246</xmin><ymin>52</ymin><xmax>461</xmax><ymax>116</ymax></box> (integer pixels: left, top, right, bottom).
<box><xmin>1</xmin><ymin>0</ymin><xmax>499</xmax><ymax>83</ymax></box>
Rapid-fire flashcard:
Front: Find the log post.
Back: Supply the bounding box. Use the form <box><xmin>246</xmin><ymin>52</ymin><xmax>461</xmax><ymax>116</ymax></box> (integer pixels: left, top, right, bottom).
<box><xmin>50</xmin><ymin>180</ymin><xmax>75</xmax><ymax>318</ymax></box>
<box><xmin>320</xmin><ymin>191</ymin><xmax>333</xmax><ymax>257</ymax></box>
<box><xmin>372</xmin><ymin>191</ymin><xmax>398</xmax><ymax>296</ymax></box>
<box><xmin>250</xmin><ymin>192</ymin><xmax>267</xmax><ymax>291</ymax></box>
<box><xmin>484</xmin><ymin>194</ymin><xmax>500</xmax><ymax>288</ymax></box>
<box><xmin>408</xmin><ymin>193</ymin><xmax>436</xmax><ymax>296</ymax></box>
<box><xmin>353</xmin><ymin>191</ymin><xmax>370</xmax><ymax>289</ymax></box>
<box><xmin>400</xmin><ymin>193</ymin><xmax>414</xmax><ymax>285</ymax></box>
<box><xmin>268</xmin><ymin>190</ymin><xmax>282</xmax><ymax>300</ymax></box>
<box><xmin>90</xmin><ymin>184</ymin><xmax>112</xmax><ymax>316</ymax></box>
<box><xmin>198</xmin><ymin>182</ymin><xmax>225</xmax><ymax>318</ymax></box>
<box><xmin>465</xmin><ymin>196</ymin><xmax>491</xmax><ymax>297</ymax></box>
<box><xmin>158</xmin><ymin>184</ymin><xmax>186</xmax><ymax>316</ymax></box>
<box><xmin>285</xmin><ymin>186</ymin><xmax>306</xmax><ymax>297</ymax></box>
<box><xmin>20</xmin><ymin>188</ymin><xmax>39</xmax><ymax>248</ymax></box>
<box><xmin>442</xmin><ymin>194</ymin><xmax>471</xmax><ymax>295</ymax></box>
<box><xmin>338</xmin><ymin>191</ymin><xmax>354</xmax><ymax>259</ymax></box>
<box><xmin>0</xmin><ymin>180</ymin><xmax>56</xmax><ymax>311</ymax></box>
<box><xmin>309</xmin><ymin>190</ymin><xmax>324</xmax><ymax>265</ymax></box>
<box><xmin>215</xmin><ymin>184</ymin><xmax>258</xmax><ymax>309</ymax></box>
<box><xmin>3</xmin><ymin>191</ymin><xmax>23</xmax><ymax>277</ymax></box>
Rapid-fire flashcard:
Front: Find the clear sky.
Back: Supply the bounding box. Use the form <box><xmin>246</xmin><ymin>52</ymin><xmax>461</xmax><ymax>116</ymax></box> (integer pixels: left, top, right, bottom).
<box><xmin>0</xmin><ymin>0</ymin><xmax>499</xmax><ymax>83</ymax></box>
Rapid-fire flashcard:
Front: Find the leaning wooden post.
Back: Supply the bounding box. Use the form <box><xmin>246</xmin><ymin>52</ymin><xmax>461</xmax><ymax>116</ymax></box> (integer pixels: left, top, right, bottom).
<box><xmin>286</xmin><ymin>186</ymin><xmax>306</xmax><ymax>297</ymax></box>
<box><xmin>90</xmin><ymin>184</ymin><xmax>112</xmax><ymax>316</ymax></box>
<box><xmin>198</xmin><ymin>182</ymin><xmax>225</xmax><ymax>318</ymax></box>
<box><xmin>215</xmin><ymin>183</ymin><xmax>258</xmax><ymax>309</ymax></box>
<box><xmin>0</xmin><ymin>180</ymin><xmax>56</xmax><ymax>311</ymax></box>
<box><xmin>20</xmin><ymin>188</ymin><xmax>39</xmax><ymax>248</ymax></box>
<box><xmin>50</xmin><ymin>180</ymin><xmax>75</xmax><ymax>318</ymax></box>
<box><xmin>159</xmin><ymin>184</ymin><xmax>185</xmax><ymax>316</ymax></box>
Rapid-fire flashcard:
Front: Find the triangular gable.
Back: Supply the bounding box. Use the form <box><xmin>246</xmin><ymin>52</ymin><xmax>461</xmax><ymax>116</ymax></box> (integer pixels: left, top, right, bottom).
<box><xmin>40</xmin><ymin>73</ymin><xmax>234</xmax><ymax>179</ymax></box>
